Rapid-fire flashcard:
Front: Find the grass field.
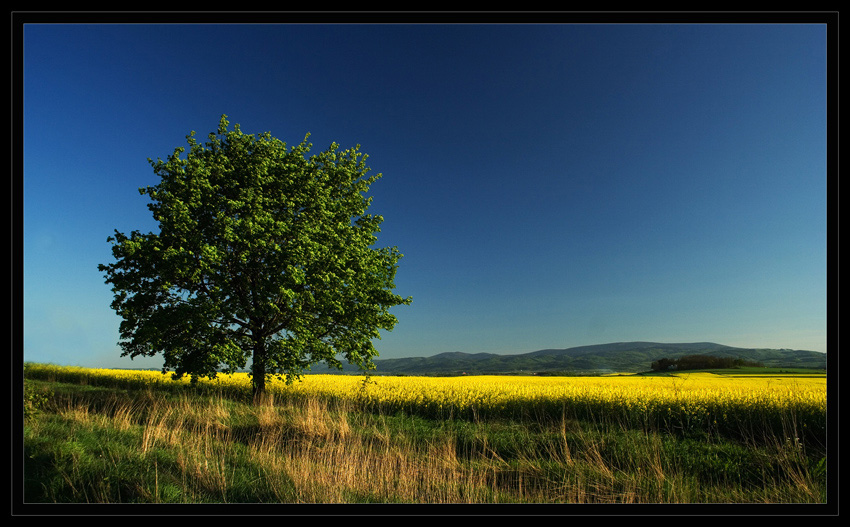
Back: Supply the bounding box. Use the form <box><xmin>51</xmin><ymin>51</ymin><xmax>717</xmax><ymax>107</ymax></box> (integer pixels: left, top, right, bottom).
<box><xmin>22</xmin><ymin>363</ymin><xmax>828</xmax><ymax>505</ymax></box>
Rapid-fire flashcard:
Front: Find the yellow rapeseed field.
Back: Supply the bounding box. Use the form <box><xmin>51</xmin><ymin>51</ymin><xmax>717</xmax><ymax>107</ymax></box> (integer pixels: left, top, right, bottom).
<box><xmin>287</xmin><ymin>372</ymin><xmax>826</xmax><ymax>437</ymax></box>
<box><xmin>24</xmin><ymin>365</ymin><xmax>826</xmax><ymax>437</ymax></box>
<box><xmin>25</xmin><ymin>364</ymin><xmax>825</xmax><ymax>441</ymax></box>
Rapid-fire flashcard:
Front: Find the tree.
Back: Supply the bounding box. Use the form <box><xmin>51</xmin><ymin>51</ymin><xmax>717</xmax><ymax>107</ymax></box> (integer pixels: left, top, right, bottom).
<box><xmin>98</xmin><ymin>115</ymin><xmax>411</xmax><ymax>400</ymax></box>
<box><xmin>650</xmin><ymin>357</ymin><xmax>675</xmax><ymax>372</ymax></box>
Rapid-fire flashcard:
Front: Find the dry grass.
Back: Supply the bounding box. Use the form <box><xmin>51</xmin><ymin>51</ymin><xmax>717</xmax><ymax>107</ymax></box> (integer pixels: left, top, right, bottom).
<box><xmin>24</xmin><ymin>373</ymin><xmax>828</xmax><ymax>505</ymax></box>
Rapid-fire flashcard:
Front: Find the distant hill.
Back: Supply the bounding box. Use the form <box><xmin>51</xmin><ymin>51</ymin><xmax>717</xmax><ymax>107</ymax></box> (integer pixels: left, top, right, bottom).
<box><xmin>328</xmin><ymin>342</ymin><xmax>826</xmax><ymax>375</ymax></box>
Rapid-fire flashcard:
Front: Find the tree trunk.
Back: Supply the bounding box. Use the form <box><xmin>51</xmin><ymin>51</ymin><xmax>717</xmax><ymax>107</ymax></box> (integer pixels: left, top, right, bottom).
<box><xmin>251</xmin><ymin>338</ymin><xmax>268</xmax><ymax>404</ymax></box>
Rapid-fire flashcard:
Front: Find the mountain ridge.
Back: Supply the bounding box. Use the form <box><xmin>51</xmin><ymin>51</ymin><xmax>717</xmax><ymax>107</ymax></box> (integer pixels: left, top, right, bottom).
<box><xmin>332</xmin><ymin>341</ymin><xmax>825</xmax><ymax>375</ymax></box>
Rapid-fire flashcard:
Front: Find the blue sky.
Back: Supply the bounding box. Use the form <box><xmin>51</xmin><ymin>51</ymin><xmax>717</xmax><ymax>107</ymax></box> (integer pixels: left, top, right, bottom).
<box><xmin>20</xmin><ymin>18</ymin><xmax>830</xmax><ymax>370</ymax></box>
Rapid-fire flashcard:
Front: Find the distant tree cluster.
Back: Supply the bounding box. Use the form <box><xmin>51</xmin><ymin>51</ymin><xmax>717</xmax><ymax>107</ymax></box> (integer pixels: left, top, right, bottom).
<box><xmin>650</xmin><ymin>355</ymin><xmax>763</xmax><ymax>372</ymax></box>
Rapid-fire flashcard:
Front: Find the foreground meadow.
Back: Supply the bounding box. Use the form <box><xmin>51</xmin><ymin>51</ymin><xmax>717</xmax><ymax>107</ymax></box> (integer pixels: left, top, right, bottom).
<box><xmin>23</xmin><ymin>363</ymin><xmax>827</xmax><ymax>505</ymax></box>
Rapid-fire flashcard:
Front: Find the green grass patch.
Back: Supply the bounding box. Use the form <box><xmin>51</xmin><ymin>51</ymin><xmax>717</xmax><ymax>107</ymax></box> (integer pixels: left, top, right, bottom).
<box><xmin>22</xmin><ymin>369</ymin><xmax>827</xmax><ymax>504</ymax></box>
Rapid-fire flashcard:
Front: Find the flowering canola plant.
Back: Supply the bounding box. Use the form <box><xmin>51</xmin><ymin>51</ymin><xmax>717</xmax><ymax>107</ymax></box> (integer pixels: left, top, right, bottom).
<box><xmin>24</xmin><ymin>364</ymin><xmax>825</xmax><ymax>440</ymax></box>
<box><xmin>279</xmin><ymin>373</ymin><xmax>825</xmax><ymax>434</ymax></box>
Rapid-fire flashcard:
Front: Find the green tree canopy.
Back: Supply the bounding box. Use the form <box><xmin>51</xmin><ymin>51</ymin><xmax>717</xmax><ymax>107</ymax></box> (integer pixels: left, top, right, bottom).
<box><xmin>98</xmin><ymin>116</ymin><xmax>411</xmax><ymax>399</ymax></box>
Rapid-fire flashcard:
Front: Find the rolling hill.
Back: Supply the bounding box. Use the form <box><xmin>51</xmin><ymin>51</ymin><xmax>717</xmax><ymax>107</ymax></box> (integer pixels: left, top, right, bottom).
<box><xmin>331</xmin><ymin>341</ymin><xmax>826</xmax><ymax>375</ymax></box>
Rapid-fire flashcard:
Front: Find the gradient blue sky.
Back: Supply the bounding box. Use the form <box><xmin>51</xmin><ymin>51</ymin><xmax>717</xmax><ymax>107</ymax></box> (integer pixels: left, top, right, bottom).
<box><xmin>20</xmin><ymin>17</ymin><xmax>830</xmax><ymax>370</ymax></box>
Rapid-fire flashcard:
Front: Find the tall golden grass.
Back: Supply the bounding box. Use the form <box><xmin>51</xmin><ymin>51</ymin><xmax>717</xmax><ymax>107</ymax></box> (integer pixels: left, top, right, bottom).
<box><xmin>23</xmin><ymin>364</ymin><xmax>827</xmax><ymax>504</ymax></box>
